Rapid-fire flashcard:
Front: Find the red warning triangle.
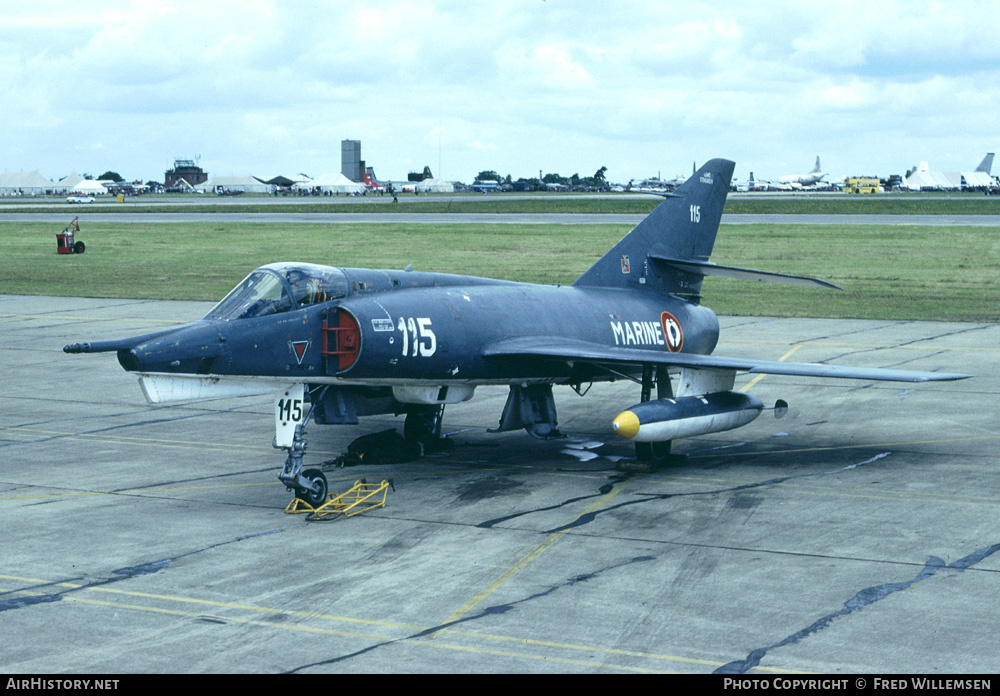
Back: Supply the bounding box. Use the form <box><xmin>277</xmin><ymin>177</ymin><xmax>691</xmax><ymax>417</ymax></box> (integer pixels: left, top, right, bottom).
<box><xmin>290</xmin><ymin>340</ymin><xmax>310</xmax><ymax>365</ymax></box>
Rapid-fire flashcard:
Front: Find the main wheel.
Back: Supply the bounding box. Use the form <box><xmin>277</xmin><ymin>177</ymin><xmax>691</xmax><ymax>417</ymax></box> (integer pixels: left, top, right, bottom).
<box><xmin>73</xmin><ymin>241</ymin><xmax>86</xmax><ymax>254</ymax></box>
<box><xmin>297</xmin><ymin>468</ymin><xmax>328</xmax><ymax>506</ymax></box>
<box><xmin>636</xmin><ymin>440</ymin><xmax>672</xmax><ymax>464</ymax></box>
<box><xmin>403</xmin><ymin>406</ymin><xmax>442</xmax><ymax>442</ymax></box>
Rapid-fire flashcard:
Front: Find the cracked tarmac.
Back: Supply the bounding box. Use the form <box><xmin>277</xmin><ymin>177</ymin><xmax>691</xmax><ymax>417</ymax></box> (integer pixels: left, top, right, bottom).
<box><xmin>1</xmin><ymin>296</ymin><xmax>998</xmax><ymax>673</ymax></box>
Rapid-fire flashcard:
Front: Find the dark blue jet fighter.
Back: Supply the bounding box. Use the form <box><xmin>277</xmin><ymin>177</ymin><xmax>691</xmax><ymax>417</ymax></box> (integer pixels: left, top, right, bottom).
<box><xmin>65</xmin><ymin>158</ymin><xmax>970</xmax><ymax>504</ymax></box>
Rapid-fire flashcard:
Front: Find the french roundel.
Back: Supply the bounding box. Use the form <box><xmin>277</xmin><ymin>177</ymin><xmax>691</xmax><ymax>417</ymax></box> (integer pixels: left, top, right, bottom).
<box><xmin>660</xmin><ymin>312</ymin><xmax>683</xmax><ymax>353</ymax></box>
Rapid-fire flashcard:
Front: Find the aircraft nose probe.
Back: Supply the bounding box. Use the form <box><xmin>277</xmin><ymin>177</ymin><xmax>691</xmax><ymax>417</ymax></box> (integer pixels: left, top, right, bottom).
<box><xmin>63</xmin><ymin>326</ymin><xmax>189</xmax><ymax>355</ymax></box>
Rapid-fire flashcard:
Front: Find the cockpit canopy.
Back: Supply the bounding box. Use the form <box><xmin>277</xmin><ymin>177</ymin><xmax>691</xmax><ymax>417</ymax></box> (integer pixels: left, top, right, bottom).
<box><xmin>204</xmin><ymin>263</ymin><xmax>348</xmax><ymax>320</ymax></box>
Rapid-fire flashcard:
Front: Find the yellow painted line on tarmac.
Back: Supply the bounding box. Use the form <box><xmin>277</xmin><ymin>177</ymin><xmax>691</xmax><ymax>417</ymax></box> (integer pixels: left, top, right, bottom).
<box><xmin>0</xmin><ymin>573</ymin><xmax>425</xmax><ymax>631</ymax></box>
<box><xmin>29</xmin><ymin>586</ymin><xmax>674</xmax><ymax>672</ymax></box>
<box><xmin>1</xmin><ymin>584</ymin><xmax>404</xmax><ymax>644</ymax></box>
<box><xmin>446</xmin><ymin>628</ymin><xmax>805</xmax><ymax>673</ymax></box>
<box><xmin>0</xmin><ymin>573</ymin><xmax>796</xmax><ymax>674</ymax></box>
<box><xmin>1</xmin><ymin>425</ymin><xmax>271</xmax><ymax>454</ymax></box>
<box><xmin>0</xmin><ymin>490</ymin><xmax>115</xmax><ymax>502</ymax></box>
<box><xmin>401</xmin><ymin>640</ymin><xmax>677</xmax><ymax>673</ymax></box>
<box><xmin>0</xmin><ymin>482</ymin><xmax>281</xmax><ymax>502</ymax></box>
<box><xmin>430</xmin><ymin>477</ymin><xmax>633</xmax><ymax>637</ymax></box>
<box><xmin>0</xmin><ymin>463</ymin><xmax>551</xmax><ymax>502</ymax></box>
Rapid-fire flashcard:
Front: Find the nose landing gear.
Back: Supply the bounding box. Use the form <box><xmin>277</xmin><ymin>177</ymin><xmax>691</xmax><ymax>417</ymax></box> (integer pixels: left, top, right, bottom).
<box><xmin>275</xmin><ymin>385</ymin><xmax>329</xmax><ymax>505</ymax></box>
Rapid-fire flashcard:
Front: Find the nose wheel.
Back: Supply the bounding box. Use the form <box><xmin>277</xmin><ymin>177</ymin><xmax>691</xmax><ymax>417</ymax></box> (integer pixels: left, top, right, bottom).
<box><xmin>277</xmin><ymin>420</ymin><xmax>331</xmax><ymax>504</ymax></box>
<box><xmin>296</xmin><ymin>468</ymin><xmax>328</xmax><ymax>506</ymax></box>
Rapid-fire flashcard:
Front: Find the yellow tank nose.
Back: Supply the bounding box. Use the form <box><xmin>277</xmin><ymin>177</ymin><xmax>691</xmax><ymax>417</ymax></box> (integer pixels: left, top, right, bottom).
<box><xmin>612</xmin><ymin>410</ymin><xmax>640</xmax><ymax>439</ymax></box>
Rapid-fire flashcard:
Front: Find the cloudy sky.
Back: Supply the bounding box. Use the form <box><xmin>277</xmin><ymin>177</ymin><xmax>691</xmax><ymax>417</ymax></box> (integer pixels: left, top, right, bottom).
<box><xmin>2</xmin><ymin>1</ymin><xmax>997</xmax><ymax>185</ymax></box>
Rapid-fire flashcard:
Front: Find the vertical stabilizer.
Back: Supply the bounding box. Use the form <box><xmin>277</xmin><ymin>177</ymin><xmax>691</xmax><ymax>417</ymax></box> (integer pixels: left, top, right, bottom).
<box><xmin>364</xmin><ymin>167</ymin><xmax>382</xmax><ymax>188</ymax></box>
<box><xmin>975</xmin><ymin>153</ymin><xmax>994</xmax><ymax>174</ymax></box>
<box><xmin>813</xmin><ymin>156</ymin><xmax>822</xmax><ymax>173</ymax></box>
<box><xmin>574</xmin><ymin>158</ymin><xmax>735</xmax><ymax>299</ymax></box>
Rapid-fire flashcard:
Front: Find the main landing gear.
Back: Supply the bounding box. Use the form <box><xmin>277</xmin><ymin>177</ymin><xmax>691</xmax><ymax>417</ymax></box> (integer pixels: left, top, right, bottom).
<box><xmin>403</xmin><ymin>404</ymin><xmax>454</xmax><ymax>453</ymax></box>
<box><xmin>634</xmin><ymin>365</ymin><xmax>675</xmax><ymax>465</ymax></box>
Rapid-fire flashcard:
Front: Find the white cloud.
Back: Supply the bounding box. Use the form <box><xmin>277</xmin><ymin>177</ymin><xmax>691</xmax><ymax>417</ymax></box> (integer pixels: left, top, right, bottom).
<box><xmin>496</xmin><ymin>42</ymin><xmax>596</xmax><ymax>93</ymax></box>
<box><xmin>0</xmin><ymin>0</ymin><xmax>996</xmax><ymax>182</ymax></box>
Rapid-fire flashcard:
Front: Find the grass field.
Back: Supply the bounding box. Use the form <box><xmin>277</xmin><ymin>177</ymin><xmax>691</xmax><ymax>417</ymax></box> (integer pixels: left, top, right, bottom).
<box><xmin>3</xmin><ymin>220</ymin><xmax>998</xmax><ymax>322</ymax></box>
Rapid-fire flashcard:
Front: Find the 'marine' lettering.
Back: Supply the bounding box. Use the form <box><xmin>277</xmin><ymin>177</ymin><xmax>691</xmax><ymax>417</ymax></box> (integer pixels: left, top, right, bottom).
<box><xmin>610</xmin><ymin>320</ymin><xmax>665</xmax><ymax>346</ymax></box>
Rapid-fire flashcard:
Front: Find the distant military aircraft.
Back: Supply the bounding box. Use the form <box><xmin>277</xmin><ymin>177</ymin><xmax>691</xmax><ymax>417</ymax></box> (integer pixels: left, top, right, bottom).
<box><xmin>778</xmin><ymin>156</ymin><xmax>826</xmax><ymax>188</ymax></box>
<box><xmin>363</xmin><ymin>166</ymin><xmax>388</xmax><ymax>192</ymax></box>
<box><xmin>974</xmin><ymin>152</ymin><xmax>995</xmax><ymax>175</ymax></box>
<box><xmin>65</xmin><ymin>158</ymin><xmax>970</xmax><ymax>505</ymax></box>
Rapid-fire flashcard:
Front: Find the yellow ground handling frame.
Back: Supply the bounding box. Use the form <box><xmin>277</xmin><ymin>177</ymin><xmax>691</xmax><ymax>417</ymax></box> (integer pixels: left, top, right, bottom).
<box><xmin>285</xmin><ymin>479</ymin><xmax>392</xmax><ymax>520</ymax></box>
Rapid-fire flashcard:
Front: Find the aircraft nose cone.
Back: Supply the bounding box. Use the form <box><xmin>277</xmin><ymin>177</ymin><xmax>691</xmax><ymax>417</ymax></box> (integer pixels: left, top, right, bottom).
<box><xmin>612</xmin><ymin>410</ymin><xmax>640</xmax><ymax>440</ymax></box>
<box><xmin>119</xmin><ymin>322</ymin><xmax>222</xmax><ymax>374</ymax></box>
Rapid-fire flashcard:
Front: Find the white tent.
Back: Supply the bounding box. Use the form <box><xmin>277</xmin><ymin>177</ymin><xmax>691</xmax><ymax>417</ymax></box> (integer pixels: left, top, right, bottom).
<box><xmin>295</xmin><ymin>172</ymin><xmax>365</xmax><ymax>194</ymax></box>
<box><xmin>196</xmin><ymin>175</ymin><xmax>273</xmax><ymax>194</ymax></box>
<box><xmin>414</xmin><ymin>178</ymin><xmax>455</xmax><ymax>193</ymax></box>
<box><xmin>58</xmin><ymin>173</ymin><xmax>86</xmax><ymax>190</ymax></box>
<box><xmin>0</xmin><ymin>171</ymin><xmax>54</xmax><ymax>195</ymax></box>
<box><xmin>71</xmin><ymin>180</ymin><xmax>109</xmax><ymax>195</ymax></box>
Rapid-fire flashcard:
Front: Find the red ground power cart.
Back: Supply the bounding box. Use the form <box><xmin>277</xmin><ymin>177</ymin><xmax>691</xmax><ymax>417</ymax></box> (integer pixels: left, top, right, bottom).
<box><xmin>56</xmin><ymin>217</ymin><xmax>85</xmax><ymax>254</ymax></box>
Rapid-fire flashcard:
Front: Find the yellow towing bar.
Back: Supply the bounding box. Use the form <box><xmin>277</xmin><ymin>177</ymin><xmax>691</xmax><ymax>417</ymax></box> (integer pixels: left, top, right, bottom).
<box><xmin>285</xmin><ymin>479</ymin><xmax>392</xmax><ymax>520</ymax></box>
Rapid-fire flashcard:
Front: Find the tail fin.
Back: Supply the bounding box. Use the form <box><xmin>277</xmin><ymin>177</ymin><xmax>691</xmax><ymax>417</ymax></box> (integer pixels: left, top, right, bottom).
<box><xmin>813</xmin><ymin>156</ymin><xmax>822</xmax><ymax>173</ymax></box>
<box><xmin>364</xmin><ymin>166</ymin><xmax>382</xmax><ymax>188</ymax></box>
<box><xmin>574</xmin><ymin>158</ymin><xmax>734</xmax><ymax>300</ymax></box>
<box><xmin>975</xmin><ymin>153</ymin><xmax>994</xmax><ymax>174</ymax></box>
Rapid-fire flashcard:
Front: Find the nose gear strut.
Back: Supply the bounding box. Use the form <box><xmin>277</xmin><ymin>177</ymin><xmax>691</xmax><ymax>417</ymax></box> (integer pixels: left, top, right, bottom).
<box><xmin>275</xmin><ymin>385</ymin><xmax>329</xmax><ymax>505</ymax></box>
